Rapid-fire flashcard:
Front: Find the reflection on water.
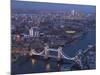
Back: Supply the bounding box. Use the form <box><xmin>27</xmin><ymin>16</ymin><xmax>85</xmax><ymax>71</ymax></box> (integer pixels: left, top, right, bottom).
<box><xmin>31</xmin><ymin>59</ymin><xmax>36</xmax><ymax>64</ymax></box>
<box><xmin>44</xmin><ymin>59</ymin><xmax>52</xmax><ymax>72</ymax></box>
<box><xmin>31</xmin><ymin>58</ymin><xmax>62</xmax><ymax>72</ymax></box>
<box><xmin>57</xmin><ymin>63</ymin><xmax>61</xmax><ymax>71</ymax></box>
<box><xmin>46</xmin><ymin>63</ymin><xmax>50</xmax><ymax>71</ymax></box>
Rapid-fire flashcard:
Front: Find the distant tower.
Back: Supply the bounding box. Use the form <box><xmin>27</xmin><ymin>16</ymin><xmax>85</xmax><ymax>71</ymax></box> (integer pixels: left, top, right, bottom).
<box><xmin>29</xmin><ymin>28</ymin><xmax>33</xmax><ymax>37</ymax></box>
<box><xmin>29</xmin><ymin>27</ymin><xmax>39</xmax><ymax>37</ymax></box>
<box><xmin>71</xmin><ymin>10</ymin><xmax>75</xmax><ymax>16</ymax></box>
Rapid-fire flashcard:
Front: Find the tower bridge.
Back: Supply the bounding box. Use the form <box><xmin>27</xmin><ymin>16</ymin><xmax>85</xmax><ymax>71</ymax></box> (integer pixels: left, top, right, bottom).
<box><xmin>30</xmin><ymin>44</ymin><xmax>95</xmax><ymax>63</ymax></box>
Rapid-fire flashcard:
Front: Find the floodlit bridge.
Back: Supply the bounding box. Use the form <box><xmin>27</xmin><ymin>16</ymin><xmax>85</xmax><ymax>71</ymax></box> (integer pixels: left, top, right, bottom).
<box><xmin>30</xmin><ymin>44</ymin><xmax>95</xmax><ymax>63</ymax></box>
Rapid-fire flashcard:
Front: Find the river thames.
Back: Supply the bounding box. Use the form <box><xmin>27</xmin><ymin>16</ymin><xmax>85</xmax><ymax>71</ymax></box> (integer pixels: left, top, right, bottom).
<box><xmin>11</xmin><ymin>30</ymin><xmax>96</xmax><ymax>74</ymax></box>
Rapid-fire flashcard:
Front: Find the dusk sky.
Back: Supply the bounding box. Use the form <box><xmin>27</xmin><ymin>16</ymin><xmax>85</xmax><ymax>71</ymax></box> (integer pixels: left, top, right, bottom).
<box><xmin>11</xmin><ymin>0</ymin><xmax>96</xmax><ymax>13</ymax></box>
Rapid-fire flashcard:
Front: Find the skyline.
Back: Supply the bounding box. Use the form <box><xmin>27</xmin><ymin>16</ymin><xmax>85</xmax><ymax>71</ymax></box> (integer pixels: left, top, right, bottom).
<box><xmin>11</xmin><ymin>0</ymin><xmax>96</xmax><ymax>14</ymax></box>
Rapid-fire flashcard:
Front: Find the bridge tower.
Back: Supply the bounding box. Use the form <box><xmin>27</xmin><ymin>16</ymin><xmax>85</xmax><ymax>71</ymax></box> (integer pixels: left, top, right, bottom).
<box><xmin>57</xmin><ymin>47</ymin><xmax>62</xmax><ymax>61</ymax></box>
<box><xmin>44</xmin><ymin>44</ymin><xmax>49</xmax><ymax>59</ymax></box>
<box><xmin>74</xmin><ymin>49</ymin><xmax>83</xmax><ymax>69</ymax></box>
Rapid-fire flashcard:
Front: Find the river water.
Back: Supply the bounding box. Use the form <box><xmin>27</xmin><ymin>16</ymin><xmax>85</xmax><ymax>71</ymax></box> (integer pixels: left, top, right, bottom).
<box><xmin>11</xmin><ymin>30</ymin><xmax>96</xmax><ymax>74</ymax></box>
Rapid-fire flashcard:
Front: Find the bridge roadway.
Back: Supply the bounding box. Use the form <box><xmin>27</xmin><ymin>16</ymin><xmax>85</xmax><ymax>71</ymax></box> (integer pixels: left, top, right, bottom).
<box><xmin>30</xmin><ymin>45</ymin><xmax>95</xmax><ymax>61</ymax></box>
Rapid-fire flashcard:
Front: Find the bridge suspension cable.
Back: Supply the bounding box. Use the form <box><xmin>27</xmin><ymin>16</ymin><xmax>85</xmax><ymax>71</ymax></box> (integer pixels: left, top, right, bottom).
<box><xmin>31</xmin><ymin>49</ymin><xmax>44</xmax><ymax>55</ymax></box>
<box><xmin>60</xmin><ymin>45</ymin><xmax>94</xmax><ymax>61</ymax></box>
<box><xmin>73</xmin><ymin>45</ymin><xmax>95</xmax><ymax>58</ymax></box>
<box><xmin>83</xmin><ymin>45</ymin><xmax>94</xmax><ymax>54</ymax></box>
<box><xmin>60</xmin><ymin>50</ymin><xmax>75</xmax><ymax>60</ymax></box>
